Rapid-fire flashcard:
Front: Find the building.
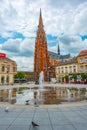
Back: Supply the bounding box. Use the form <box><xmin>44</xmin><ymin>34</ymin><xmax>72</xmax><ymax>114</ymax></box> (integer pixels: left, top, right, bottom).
<box><xmin>48</xmin><ymin>51</ymin><xmax>59</xmax><ymax>66</ymax></box>
<box><xmin>34</xmin><ymin>9</ymin><xmax>72</xmax><ymax>81</ymax></box>
<box><xmin>48</xmin><ymin>43</ymin><xmax>71</xmax><ymax>66</ymax></box>
<box><xmin>24</xmin><ymin>71</ymin><xmax>34</xmax><ymax>81</ymax></box>
<box><xmin>55</xmin><ymin>57</ymin><xmax>78</xmax><ymax>83</ymax></box>
<box><xmin>34</xmin><ymin>9</ymin><xmax>49</xmax><ymax>81</ymax></box>
<box><xmin>77</xmin><ymin>50</ymin><xmax>87</xmax><ymax>74</ymax></box>
<box><xmin>0</xmin><ymin>53</ymin><xmax>17</xmax><ymax>85</ymax></box>
<box><xmin>55</xmin><ymin>50</ymin><xmax>87</xmax><ymax>83</ymax></box>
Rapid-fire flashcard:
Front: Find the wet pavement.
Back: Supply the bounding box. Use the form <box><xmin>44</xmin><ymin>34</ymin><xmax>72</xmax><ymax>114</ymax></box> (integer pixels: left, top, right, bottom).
<box><xmin>0</xmin><ymin>101</ymin><xmax>87</xmax><ymax>130</ymax></box>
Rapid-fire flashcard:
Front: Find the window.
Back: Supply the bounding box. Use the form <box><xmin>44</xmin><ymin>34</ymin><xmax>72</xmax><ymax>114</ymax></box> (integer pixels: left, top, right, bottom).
<box><xmin>61</xmin><ymin>67</ymin><xmax>63</xmax><ymax>73</ymax></box>
<box><xmin>44</xmin><ymin>62</ymin><xmax>47</xmax><ymax>68</ymax></box>
<box><xmin>13</xmin><ymin>67</ymin><xmax>16</xmax><ymax>72</ymax></box>
<box><xmin>65</xmin><ymin>67</ymin><xmax>68</xmax><ymax>73</ymax></box>
<box><xmin>80</xmin><ymin>58</ymin><xmax>83</xmax><ymax>63</ymax></box>
<box><xmin>85</xmin><ymin>57</ymin><xmax>87</xmax><ymax>62</ymax></box>
<box><xmin>80</xmin><ymin>66</ymin><xmax>83</xmax><ymax>72</ymax></box>
<box><xmin>69</xmin><ymin>66</ymin><xmax>72</xmax><ymax>73</ymax></box>
<box><xmin>2</xmin><ymin>66</ymin><xmax>5</xmax><ymax>72</ymax></box>
<box><xmin>6</xmin><ymin>75</ymin><xmax>9</xmax><ymax>83</ymax></box>
<box><xmin>7</xmin><ymin>65</ymin><xmax>10</xmax><ymax>73</ymax></box>
<box><xmin>36</xmin><ymin>63</ymin><xmax>39</xmax><ymax>70</ymax></box>
<box><xmin>85</xmin><ymin>65</ymin><xmax>87</xmax><ymax>72</ymax></box>
<box><xmin>1</xmin><ymin>76</ymin><xmax>4</xmax><ymax>84</ymax></box>
<box><xmin>73</xmin><ymin>66</ymin><xmax>76</xmax><ymax>72</ymax></box>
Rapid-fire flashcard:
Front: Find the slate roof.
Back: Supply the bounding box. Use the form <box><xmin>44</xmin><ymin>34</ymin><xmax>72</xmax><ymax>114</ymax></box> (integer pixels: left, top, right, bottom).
<box><xmin>48</xmin><ymin>51</ymin><xmax>71</xmax><ymax>60</ymax></box>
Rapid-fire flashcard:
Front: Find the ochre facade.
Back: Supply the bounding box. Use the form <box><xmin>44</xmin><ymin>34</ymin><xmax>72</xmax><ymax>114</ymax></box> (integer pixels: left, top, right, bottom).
<box><xmin>77</xmin><ymin>50</ymin><xmax>87</xmax><ymax>73</ymax></box>
<box><xmin>0</xmin><ymin>57</ymin><xmax>17</xmax><ymax>85</ymax></box>
<box><xmin>34</xmin><ymin>9</ymin><xmax>49</xmax><ymax>81</ymax></box>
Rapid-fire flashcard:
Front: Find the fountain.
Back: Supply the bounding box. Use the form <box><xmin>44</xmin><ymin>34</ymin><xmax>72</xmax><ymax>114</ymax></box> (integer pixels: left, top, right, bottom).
<box><xmin>37</xmin><ymin>71</ymin><xmax>44</xmax><ymax>104</ymax></box>
<box><xmin>67</xmin><ymin>89</ymin><xmax>71</xmax><ymax>101</ymax></box>
<box><xmin>39</xmin><ymin>71</ymin><xmax>44</xmax><ymax>88</ymax></box>
<box><xmin>8</xmin><ymin>89</ymin><xmax>12</xmax><ymax>103</ymax></box>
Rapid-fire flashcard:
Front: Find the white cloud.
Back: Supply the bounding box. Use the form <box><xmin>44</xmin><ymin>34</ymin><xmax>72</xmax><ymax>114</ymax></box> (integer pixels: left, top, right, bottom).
<box><xmin>12</xmin><ymin>56</ymin><xmax>34</xmax><ymax>72</ymax></box>
<box><xmin>59</xmin><ymin>34</ymin><xmax>87</xmax><ymax>56</ymax></box>
<box><xmin>1</xmin><ymin>38</ymin><xmax>34</xmax><ymax>55</ymax></box>
<box><xmin>0</xmin><ymin>0</ymin><xmax>87</xmax><ymax>36</ymax></box>
<box><xmin>0</xmin><ymin>38</ymin><xmax>35</xmax><ymax>71</ymax></box>
<box><xmin>0</xmin><ymin>0</ymin><xmax>87</xmax><ymax>71</ymax></box>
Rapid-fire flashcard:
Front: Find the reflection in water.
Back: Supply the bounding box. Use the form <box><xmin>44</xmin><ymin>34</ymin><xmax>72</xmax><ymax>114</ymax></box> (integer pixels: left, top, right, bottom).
<box><xmin>0</xmin><ymin>89</ymin><xmax>16</xmax><ymax>104</ymax></box>
<box><xmin>0</xmin><ymin>87</ymin><xmax>86</xmax><ymax>105</ymax></box>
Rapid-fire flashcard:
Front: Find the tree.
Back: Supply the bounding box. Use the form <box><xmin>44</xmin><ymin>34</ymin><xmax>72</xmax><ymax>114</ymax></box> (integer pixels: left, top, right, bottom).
<box><xmin>81</xmin><ymin>73</ymin><xmax>86</xmax><ymax>80</ymax></box>
<box><xmin>72</xmin><ymin>74</ymin><xmax>77</xmax><ymax>80</ymax></box>
<box><xmin>81</xmin><ymin>73</ymin><xmax>87</xmax><ymax>84</ymax></box>
<box><xmin>64</xmin><ymin>75</ymin><xmax>69</xmax><ymax>80</ymax></box>
<box><xmin>14</xmin><ymin>72</ymin><xmax>25</xmax><ymax>79</ymax></box>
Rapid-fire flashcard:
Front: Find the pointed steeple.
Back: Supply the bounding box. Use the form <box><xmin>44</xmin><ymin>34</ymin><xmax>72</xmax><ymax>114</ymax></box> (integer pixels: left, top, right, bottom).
<box><xmin>58</xmin><ymin>43</ymin><xmax>60</xmax><ymax>56</ymax></box>
<box><xmin>34</xmin><ymin>9</ymin><xmax>49</xmax><ymax>81</ymax></box>
<box><xmin>38</xmin><ymin>8</ymin><xmax>43</xmax><ymax>30</ymax></box>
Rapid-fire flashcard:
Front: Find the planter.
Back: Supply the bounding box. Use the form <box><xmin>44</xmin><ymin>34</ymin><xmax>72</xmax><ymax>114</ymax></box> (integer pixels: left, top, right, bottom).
<box><xmin>73</xmin><ymin>80</ymin><xmax>77</xmax><ymax>84</ymax></box>
<box><xmin>81</xmin><ymin>80</ymin><xmax>85</xmax><ymax>84</ymax></box>
<box><xmin>66</xmin><ymin>79</ymin><xmax>69</xmax><ymax>84</ymax></box>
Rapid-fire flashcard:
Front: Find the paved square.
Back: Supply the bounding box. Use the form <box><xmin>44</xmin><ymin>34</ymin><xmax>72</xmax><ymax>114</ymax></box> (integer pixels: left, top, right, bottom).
<box><xmin>0</xmin><ymin>103</ymin><xmax>87</xmax><ymax>130</ymax></box>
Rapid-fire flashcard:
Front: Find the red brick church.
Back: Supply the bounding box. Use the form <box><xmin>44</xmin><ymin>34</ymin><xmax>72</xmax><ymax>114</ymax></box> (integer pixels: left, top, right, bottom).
<box><xmin>34</xmin><ymin>9</ymin><xmax>50</xmax><ymax>81</ymax></box>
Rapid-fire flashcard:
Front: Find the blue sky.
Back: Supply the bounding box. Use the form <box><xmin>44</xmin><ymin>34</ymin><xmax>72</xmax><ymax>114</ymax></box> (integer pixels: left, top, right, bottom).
<box><xmin>0</xmin><ymin>0</ymin><xmax>87</xmax><ymax>71</ymax></box>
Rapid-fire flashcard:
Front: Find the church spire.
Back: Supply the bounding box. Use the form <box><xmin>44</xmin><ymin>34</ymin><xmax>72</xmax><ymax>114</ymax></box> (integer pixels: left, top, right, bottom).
<box><xmin>34</xmin><ymin>9</ymin><xmax>49</xmax><ymax>81</ymax></box>
<box><xmin>58</xmin><ymin>43</ymin><xmax>60</xmax><ymax>56</ymax></box>
<box><xmin>38</xmin><ymin>8</ymin><xmax>43</xmax><ymax>29</ymax></box>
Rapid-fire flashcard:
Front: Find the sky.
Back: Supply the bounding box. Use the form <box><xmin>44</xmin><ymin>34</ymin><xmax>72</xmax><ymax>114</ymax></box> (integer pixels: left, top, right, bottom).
<box><xmin>0</xmin><ymin>0</ymin><xmax>87</xmax><ymax>72</ymax></box>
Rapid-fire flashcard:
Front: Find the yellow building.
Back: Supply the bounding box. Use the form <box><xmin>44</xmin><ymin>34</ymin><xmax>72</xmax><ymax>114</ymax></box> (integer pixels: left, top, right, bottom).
<box><xmin>55</xmin><ymin>58</ymin><xmax>78</xmax><ymax>83</ymax></box>
<box><xmin>0</xmin><ymin>54</ymin><xmax>17</xmax><ymax>85</ymax></box>
<box><xmin>77</xmin><ymin>50</ymin><xmax>87</xmax><ymax>73</ymax></box>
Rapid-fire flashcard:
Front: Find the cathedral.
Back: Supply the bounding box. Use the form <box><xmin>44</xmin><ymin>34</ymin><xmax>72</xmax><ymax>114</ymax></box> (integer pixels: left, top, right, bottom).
<box><xmin>34</xmin><ymin>9</ymin><xmax>71</xmax><ymax>81</ymax></box>
<box><xmin>34</xmin><ymin>9</ymin><xmax>50</xmax><ymax>81</ymax></box>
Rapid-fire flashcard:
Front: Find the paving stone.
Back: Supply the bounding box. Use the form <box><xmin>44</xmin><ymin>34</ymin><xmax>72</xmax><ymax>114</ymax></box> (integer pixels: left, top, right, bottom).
<box><xmin>0</xmin><ymin>118</ymin><xmax>15</xmax><ymax>125</ymax></box>
<box><xmin>63</xmin><ymin>111</ymin><xmax>80</xmax><ymax>117</ymax></box>
<box><xmin>47</xmin><ymin>107</ymin><xmax>61</xmax><ymax>112</ymax></box>
<box><xmin>11</xmin><ymin>118</ymin><xmax>32</xmax><ymax>125</ymax></box>
<box><xmin>51</xmin><ymin>118</ymin><xmax>71</xmax><ymax>125</ymax></box>
<box><xmin>0</xmin><ymin>125</ymin><xmax>9</xmax><ymax>130</ymax></box>
<box><xmin>67</xmin><ymin>116</ymin><xmax>87</xmax><ymax>123</ymax></box>
<box><xmin>52</xmin><ymin>124</ymin><xmax>76</xmax><ymax>130</ymax></box>
<box><xmin>73</xmin><ymin>123</ymin><xmax>87</xmax><ymax>130</ymax></box>
<box><xmin>7</xmin><ymin>125</ymin><xmax>29</xmax><ymax>130</ymax></box>
<box><xmin>48</xmin><ymin>111</ymin><xmax>65</xmax><ymax>117</ymax></box>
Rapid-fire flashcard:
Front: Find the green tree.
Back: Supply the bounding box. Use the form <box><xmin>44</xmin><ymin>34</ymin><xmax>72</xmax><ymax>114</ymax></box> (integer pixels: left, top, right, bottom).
<box><xmin>14</xmin><ymin>72</ymin><xmax>25</xmax><ymax>79</ymax></box>
<box><xmin>81</xmin><ymin>73</ymin><xmax>86</xmax><ymax>80</ymax></box>
<box><xmin>64</xmin><ymin>75</ymin><xmax>69</xmax><ymax>80</ymax></box>
<box><xmin>72</xmin><ymin>74</ymin><xmax>77</xmax><ymax>80</ymax></box>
